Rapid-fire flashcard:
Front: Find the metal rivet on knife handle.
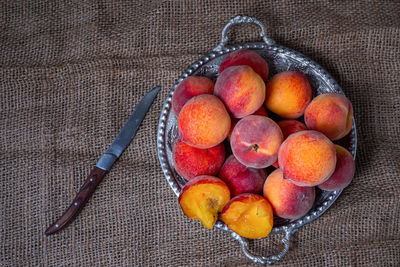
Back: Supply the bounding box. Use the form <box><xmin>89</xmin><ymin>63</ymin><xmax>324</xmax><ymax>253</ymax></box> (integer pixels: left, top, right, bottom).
<box><xmin>45</xmin><ymin>167</ymin><xmax>107</xmax><ymax>235</ymax></box>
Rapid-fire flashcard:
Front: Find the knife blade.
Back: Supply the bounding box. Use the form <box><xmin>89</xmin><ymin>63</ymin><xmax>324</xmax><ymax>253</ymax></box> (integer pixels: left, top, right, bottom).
<box><xmin>45</xmin><ymin>85</ymin><xmax>161</xmax><ymax>235</ymax></box>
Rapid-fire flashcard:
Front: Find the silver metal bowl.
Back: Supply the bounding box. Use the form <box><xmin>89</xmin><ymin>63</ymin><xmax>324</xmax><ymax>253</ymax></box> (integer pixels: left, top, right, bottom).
<box><xmin>157</xmin><ymin>15</ymin><xmax>357</xmax><ymax>265</ymax></box>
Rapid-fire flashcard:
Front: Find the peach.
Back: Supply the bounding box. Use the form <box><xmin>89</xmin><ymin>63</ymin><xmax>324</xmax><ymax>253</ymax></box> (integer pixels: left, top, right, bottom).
<box><xmin>231</xmin><ymin>115</ymin><xmax>283</xmax><ymax>168</ymax></box>
<box><xmin>172</xmin><ymin>76</ymin><xmax>214</xmax><ymax>116</ymax></box>
<box><xmin>219</xmin><ymin>49</ymin><xmax>269</xmax><ymax>80</ymax></box>
<box><xmin>263</xmin><ymin>169</ymin><xmax>315</xmax><ymax>219</ymax></box>
<box><xmin>278</xmin><ymin>130</ymin><xmax>336</xmax><ymax>186</ymax></box>
<box><xmin>252</xmin><ymin>105</ymin><xmax>269</xmax><ymax>117</ymax></box>
<box><xmin>227</xmin><ymin>117</ymin><xmax>239</xmax><ymax>142</ymax></box>
<box><xmin>272</xmin><ymin>161</ymin><xmax>280</xmax><ymax>168</ymax></box>
<box><xmin>265</xmin><ymin>71</ymin><xmax>312</xmax><ymax>119</ymax></box>
<box><xmin>214</xmin><ymin>65</ymin><xmax>265</xmax><ymax>118</ymax></box>
<box><xmin>227</xmin><ymin>106</ymin><xmax>268</xmax><ymax>142</ymax></box>
<box><xmin>221</xmin><ymin>193</ymin><xmax>273</xmax><ymax>239</ymax></box>
<box><xmin>218</xmin><ymin>155</ymin><xmax>267</xmax><ymax>196</ymax></box>
<box><xmin>272</xmin><ymin>120</ymin><xmax>307</xmax><ymax>168</ymax></box>
<box><xmin>173</xmin><ymin>139</ymin><xmax>225</xmax><ymax>180</ymax></box>
<box><xmin>277</xmin><ymin>120</ymin><xmax>308</xmax><ymax>139</ymax></box>
<box><xmin>179</xmin><ymin>175</ymin><xmax>231</xmax><ymax>229</ymax></box>
<box><xmin>178</xmin><ymin>94</ymin><xmax>231</xmax><ymax>149</ymax></box>
<box><xmin>318</xmin><ymin>145</ymin><xmax>355</xmax><ymax>191</ymax></box>
<box><xmin>305</xmin><ymin>93</ymin><xmax>354</xmax><ymax>140</ymax></box>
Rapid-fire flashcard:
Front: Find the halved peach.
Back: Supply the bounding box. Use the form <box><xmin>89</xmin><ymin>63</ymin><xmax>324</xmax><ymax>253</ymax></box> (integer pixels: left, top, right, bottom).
<box><xmin>178</xmin><ymin>175</ymin><xmax>231</xmax><ymax>229</ymax></box>
<box><xmin>221</xmin><ymin>193</ymin><xmax>273</xmax><ymax>239</ymax></box>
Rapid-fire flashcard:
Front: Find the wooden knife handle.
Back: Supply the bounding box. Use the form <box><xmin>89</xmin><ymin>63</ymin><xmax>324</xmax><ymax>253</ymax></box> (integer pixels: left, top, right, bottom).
<box><xmin>45</xmin><ymin>166</ymin><xmax>107</xmax><ymax>235</ymax></box>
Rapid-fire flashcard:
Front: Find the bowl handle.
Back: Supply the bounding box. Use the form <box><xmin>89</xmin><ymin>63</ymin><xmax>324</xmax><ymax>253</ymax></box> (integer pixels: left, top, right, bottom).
<box><xmin>214</xmin><ymin>15</ymin><xmax>275</xmax><ymax>51</ymax></box>
<box><xmin>230</xmin><ymin>227</ymin><xmax>296</xmax><ymax>265</ymax></box>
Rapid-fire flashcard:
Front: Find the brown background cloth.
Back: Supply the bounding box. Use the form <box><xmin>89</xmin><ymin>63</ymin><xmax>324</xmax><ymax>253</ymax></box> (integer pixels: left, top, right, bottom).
<box><xmin>1</xmin><ymin>1</ymin><xmax>399</xmax><ymax>266</ymax></box>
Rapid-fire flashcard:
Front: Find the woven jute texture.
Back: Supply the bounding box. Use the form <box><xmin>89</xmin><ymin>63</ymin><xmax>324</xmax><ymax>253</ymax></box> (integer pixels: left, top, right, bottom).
<box><xmin>1</xmin><ymin>1</ymin><xmax>399</xmax><ymax>266</ymax></box>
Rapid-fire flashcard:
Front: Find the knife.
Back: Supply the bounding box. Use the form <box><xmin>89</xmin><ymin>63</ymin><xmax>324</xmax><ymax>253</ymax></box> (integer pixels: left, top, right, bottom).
<box><xmin>45</xmin><ymin>85</ymin><xmax>161</xmax><ymax>235</ymax></box>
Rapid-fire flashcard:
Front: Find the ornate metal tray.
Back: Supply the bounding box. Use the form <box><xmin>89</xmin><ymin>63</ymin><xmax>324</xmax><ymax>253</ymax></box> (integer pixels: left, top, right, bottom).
<box><xmin>157</xmin><ymin>15</ymin><xmax>357</xmax><ymax>264</ymax></box>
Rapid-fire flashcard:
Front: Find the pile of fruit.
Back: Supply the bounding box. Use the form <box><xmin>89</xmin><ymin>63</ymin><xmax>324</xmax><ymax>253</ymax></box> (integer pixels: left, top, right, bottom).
<box><xmin>172</xmin><ymin>49</ymin><xmax>355</xmax><ymax>239</ymax></box>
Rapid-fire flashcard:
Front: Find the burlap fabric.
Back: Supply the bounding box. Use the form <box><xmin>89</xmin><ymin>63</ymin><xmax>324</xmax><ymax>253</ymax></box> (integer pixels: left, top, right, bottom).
<box><xmin>1</xmin><ymin>1</ymin><xmax>399</xmax><ymax>266</ymax></box>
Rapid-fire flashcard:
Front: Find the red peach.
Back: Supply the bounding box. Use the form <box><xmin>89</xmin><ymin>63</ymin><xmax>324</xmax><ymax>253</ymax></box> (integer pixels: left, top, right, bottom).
<box><xmin>252</xmin><ymin>105</ymin><xmax>269</xmax><ymax>117</ymax></box>
<box><xmin>272</xmin><ymin>161</ymin><xmax>280</xmax><ymax>168</ymax></box>
<box><xmin>305</xmin><ymin>93</ymin><xmax>354</xmax><ymax>140</ymax></box>
<box><xmin>218</xmin><ymin>155</ymin><xmax>267</xmax><ymax>196</ymax></box>
<box><xmin>277</xmin><ymin>120</ymin><xmax>308</xmax><ymax>139</ymax></box>
<box><xmin>231</xmin><ymin>115</ymin><xmax>283</xmax><ymax>169</ymax></box>
<box><xmin>214</xmin><ymin>65</ymin><xmax>265</xmax><ymax>118</ymax></box>
<box><xmin>219</xmin><ymin>49</ymin><xmax>269</xmax><ymax>80</ymax></box>
<box><xmin>173</xmin><ymin>139</ymin><xmax>225</xmax><ymax>180</ymax></box>
<box><xmin>263</xmin><ymin>169</ymin><xmax>315</xmax><ymax>219</ymax></box>
<box><xmin>318</xmin><ymin>145</ymin><xmax>355</xmax><ymax>191</ymax></box>
<box><xmin>227</xmin><ymin>117</ymin><xmax>239</xmax><ymax>142</ymax></box>
<box><xmin>227</xmin><ymin>106</ymin><xmax>268</xmax><ymax>142</ymax></box>
<box><xmin>172</xmin><ymin>76</ymin><xmax>214</xmax><ymax>116</ymax></box>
